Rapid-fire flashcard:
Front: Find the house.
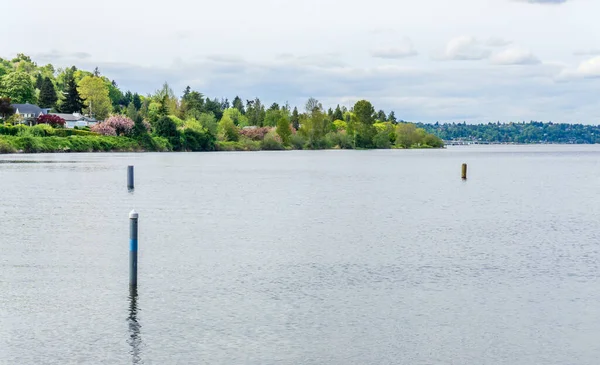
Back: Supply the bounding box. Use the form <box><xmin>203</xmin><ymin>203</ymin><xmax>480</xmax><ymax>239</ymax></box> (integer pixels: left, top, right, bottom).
<box><xmin>49</xmin><ymin>113</ymin><xmax>99</xmax><ymax>129</ymax></box>
<box><xmin>12</xmin><ymin>103</ymin><xmax>46</xmax><ymax>126</ymax></box>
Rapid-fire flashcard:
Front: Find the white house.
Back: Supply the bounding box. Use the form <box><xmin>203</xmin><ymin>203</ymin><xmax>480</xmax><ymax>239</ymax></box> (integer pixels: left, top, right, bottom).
<box><xmin>12</xmin><ymin>103</ymin><xmax>46</xmax><ymax>125</ymax></box>
<box><xmin>50</xmin><ymin>113</ymin><xmax>99</xmax><ymax>129</ymax></box>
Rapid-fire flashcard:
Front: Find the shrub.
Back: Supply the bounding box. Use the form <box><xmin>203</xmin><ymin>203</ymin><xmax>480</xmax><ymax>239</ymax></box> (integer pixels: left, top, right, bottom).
<box><xmin>0</xmin><ymin>138</ymin><xmax>16</xmax><ymax>153</ymax></box>
<box><xmin>91</xmin><ymin>123</ymin><xmax>117</xmax><ymax>136</ymax></box>
<box><xmin>104</xmin><ymin>115</ymin><xmax>134</xmax><ymax>136</ymax></box>
<box><xmin>325</xmin><ymin>131</ymin><xmax>353</xmax><ymax>149</ymax></box>
<box><xmin>373</xmin><ymin>130</ymin><xmax>392</xmax><ymax>149</ymax></box>
<box><xmin>181</xmin><ymin>128</ymin><xmax>216</xmax><ymax>151</ymax></box>
<box><xmin>261</xmin><ymin>131</ymin><xmax>284</xmax><ymax>150</ymax></box>
<box><xmin>31</xmin><ymin>124</ymin><xmax>55</xmax><ymax>137</ymax></box>
<box><xmin>290</xmin><ymin>133</ymin><xmax>306</xmax><ymax>149</ymax></box>
<box><xmin>37</xmin><ymin>114</ymin><xmax>66</xmax><ymax>127</ymax></box>
<box><xmin>240</xmin><ymin>126</ymin><xmax>271</xmax><ymax>141</ymax></box>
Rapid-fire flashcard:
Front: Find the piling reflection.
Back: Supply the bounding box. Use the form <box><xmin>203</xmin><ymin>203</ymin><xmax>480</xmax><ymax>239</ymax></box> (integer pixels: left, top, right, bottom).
<box><xmin>128</xmin><ymin>287</ymin><xmax>143</xmax><ymax>364</ymax></box>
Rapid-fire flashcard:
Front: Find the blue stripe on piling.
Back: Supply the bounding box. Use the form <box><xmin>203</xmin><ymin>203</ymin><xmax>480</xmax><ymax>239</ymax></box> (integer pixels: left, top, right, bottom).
<box><xmin>130</xmin><ymin>239</ymin><xmax>138</xmax><ymax>252</ymax></box>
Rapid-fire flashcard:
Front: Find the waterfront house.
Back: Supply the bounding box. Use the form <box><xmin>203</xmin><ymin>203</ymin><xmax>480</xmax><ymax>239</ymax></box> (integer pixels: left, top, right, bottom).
<box><xmin>11</xmin><ymin>103</ymin><xmax>47</xmax><ymax>126</ymax></box>
<box><xmin>49</xmin><ymin>113</ymin><xmax>99</xmax><ymax>129</ymax></box>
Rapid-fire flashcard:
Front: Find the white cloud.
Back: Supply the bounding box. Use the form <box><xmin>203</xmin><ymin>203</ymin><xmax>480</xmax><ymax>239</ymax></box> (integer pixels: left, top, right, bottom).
<box><xmin>559</xmin><ymin>56</ymin><xmax>600</xmax><ymax>80</ymax></box>
<box><xmin>439</xmin><ymin>36</ymin><xmax>490</xmax><ymax>61</ymax></box>
<box><xmin>371</xmin><ymin>38</ymin><xmax>418</xmax><ymax>59</ymax></box>
<box><xmin>491</xmin><ymin>48</ymin><xmax>540</xmax><ymax>65</ymax></box>
<box><xmin>486</xmin><ymin>37</ymin><xmax>512</xmax><ymax>47</ymax></box>
<box><xmin>573</xmin><ymin>49</ymin><xmax>600</xmax><ymax>56</ymax></box>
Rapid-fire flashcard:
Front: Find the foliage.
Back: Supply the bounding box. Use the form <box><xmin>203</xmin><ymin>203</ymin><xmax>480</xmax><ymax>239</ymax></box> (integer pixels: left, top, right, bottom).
<box><xmin>38</xmin><ymin>77</ymin><xmax>58</xmax><ymax>108</ymax></box>
<box><xmin>0</xmin><ymin>71</ymin><xmax>36</xmax><ymax>104</ymax></box>
<box><xmin>0</xmin><ymin>97</ymin><xmax>15</xmax><ymax>119</ymax></box>
<box><xmin>276</xmin><ymin>118</ymin><xmax>292</xmax><ymax>145</ymax></box>
<box><xmin>290</xmin><ymin>133</ymin><xmax>306</xmax><ymax>149</ymax></box>
<box><xmin>217</xmin><ymin>114</ymin><xmax>240</xmax><ymax>142</ymax></box>
<box><xmin>59</xmin><ymin>69</ymin><xmax>85</xmax><ymax>113</ymax></box>
<box><xmin>78</xmin><ymin>76</ymin><xmax>112</xmax><ymax>120</ymax></box>
<box><xmin>37</xmin><ymin>114</ymin><xmax>65</xmax><ymax>127</ymax></box>
<box><xmin>332</xmin><ymin>119</ymin><xmax>347</xmax><ymax>132</ymax></box>
<box><xmin>325</xmin><ymin>131</ymin><xmax>353</xmax><ymax>149</ymax></box>
<box><xmin>261</xmin><ymin>131</ymin><xmax>285</xmax><ymax>150</ymax></box>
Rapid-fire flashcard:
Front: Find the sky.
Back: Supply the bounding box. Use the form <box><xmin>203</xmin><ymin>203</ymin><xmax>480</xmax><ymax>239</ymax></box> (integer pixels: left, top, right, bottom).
<box><xmin>3</xmin><ymin>0</ymin><xmax>600</xmax><ymax>123</ymax></box>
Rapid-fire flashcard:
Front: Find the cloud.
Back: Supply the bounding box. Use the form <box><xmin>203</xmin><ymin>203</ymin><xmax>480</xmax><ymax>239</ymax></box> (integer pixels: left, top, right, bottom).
<box><xmin>34</xmin><ymin>50</ymin><xmax>92</xmax><ymax>61</ymax></box>
<box><xmin>558</xmin><ymin>56</ymin><xmax>600</xmax><ymax>79</ymax></box>
<box><xmin>573</xmin><ymin>49</ymin><xmax>600</xmax><ymax>56</ymax></box>
<box><xmin>371</xmin><ymin>39</ymin><xmax>418</xmax><ymax>59</ymax></box>
<box><xmin>486</xmin><ymin>37</ymin><xmax>512</xmax><ymax>47</ymax></box>
<box><xmin>491</xmin><ymin>48</ymin><xmax>540</xmax><ymax>65</ymax></box>
<box><xmin>439</xmin><ymin>36</ymin><xmax>491</xmax><ymax>60</ymax></box>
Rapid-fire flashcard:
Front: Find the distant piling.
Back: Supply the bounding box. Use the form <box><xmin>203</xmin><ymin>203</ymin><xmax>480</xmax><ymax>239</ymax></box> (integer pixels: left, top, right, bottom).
<box><xmin>127</xmin><ymin>166</ymin><xmax>134</xmax><ymax>190</ymax></box>
<box><xmin>129</xmin><ymin>210</ymin><xmax>139</xmax><ymax>288</ymax></box>
<box><xmin>462</xmin><ymin>163</ymin><xmax>467</xmax><ymax>180</ymax></box>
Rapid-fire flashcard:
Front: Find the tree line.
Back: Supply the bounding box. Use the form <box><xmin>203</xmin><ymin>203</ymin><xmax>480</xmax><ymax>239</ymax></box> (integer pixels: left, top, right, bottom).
<box><xmin>0</xmin><ymin>53</ymin><xmax>444</xmax><ymax>151</ymax></box>
<box><xmin>418</xmin><ymin>122</ymin><xmax>600</xmax><ymax>144</ymax></box>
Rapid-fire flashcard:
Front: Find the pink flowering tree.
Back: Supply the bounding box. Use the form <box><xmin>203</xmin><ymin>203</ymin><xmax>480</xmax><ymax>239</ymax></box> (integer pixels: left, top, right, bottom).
<box><xmin>91</xmin><ymin>123</ymin><xmax>117</xmax><ymax>136</ymax></box>
<box><xmin>104</xmin><ymin>115</ymin><xmax>134</xmax><ymax>136</ymax></box>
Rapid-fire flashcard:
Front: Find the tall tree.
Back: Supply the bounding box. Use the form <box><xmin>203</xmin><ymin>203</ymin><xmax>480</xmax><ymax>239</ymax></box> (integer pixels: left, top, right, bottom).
<box><xmin>291</xmin><ymin>107</ymin><xmax>300</xmax><ymax>130</ymax></box>
<box><xmin>107</xmin><ymin>80</ymin><xmax>124</xmax><ymax>110</ymax></box>
<box><xmin>388</xmin><ymin>111</ymin><xmax>397</xmax><ymax>124</ymax></box>
<box><xmin>38</xmin><ymin>77</ymin><xmax>58</xmax><ymax>108</ymax></box>
<box><xmin>246</xmin><ymin>97</ymin><xmax>265</xmax><ymax>126</ymax></box>
<box><xmin>93</xmin><ymin>67</ymin><xmax>101</xmax><ymax>77</ymax></box>
<box><xmin>0</xmin><ymin>97</ymin><xmax>15</xmax><ymax>119</ymax></box>
<box><xmin>232</xmin><ymin>96</ymin><xmax>245</xmax><ymax>114</ymax></box>
<box><xmin>78</xmin><ymin>76</ymin><xmax>112</xmax><ymax>119</ymax></box>
<box><xmin>377</xmin><ymin>110</ymin><xmax>387</xmax><ymax>122</ymax></box>
<box><xmin>332</xmin><ymin>104</ymin><xmax>343</xmax><ymax>121</ymax></box>
<box><xmin>132</xmin><ymin>93</ymin><xmax>142</xmax><ymax>110</ymax></box>
<box><xmin>60</xmin><ymin>71</ymin><xmax>84</xmax><ymax>113</ymax></box>
<box><xmin>0</xmin><ymin>72</ymin><xmax>36</xmax><ymax>104</ymax></box>
<box><xmin>181</xmin><ymin>90</ymin><xmax>204</xmax><ymax>116</ymax></box>
<box><xmin>204</xmin><ymin>97</ymin><xmax>223</xmax><ymax>120</ymax></box>
<box><xmin>352</xmin><ymin>100</ymin><xmax>376</xmax><ymax>148</ymax></box>
<box><xmin>35</xmin><ymin>74</ymin><xmax>43</xmax><ymax>89</ymax></box>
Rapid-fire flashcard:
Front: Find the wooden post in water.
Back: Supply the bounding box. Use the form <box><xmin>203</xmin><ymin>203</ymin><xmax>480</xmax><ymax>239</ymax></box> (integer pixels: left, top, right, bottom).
<box><xmin>127</xmin><ymin>166</ymin><xmax>134</xmax><ymax>190</ymax></box>
<box><xmin>462</xmin><ymin>163</ymin><xmax>467</xmax><ymax>180</ymax></box>
<box><xmin>129</xmin><ymin>210</ymin><xmax>139</xmax><ymax>288</ymax></box>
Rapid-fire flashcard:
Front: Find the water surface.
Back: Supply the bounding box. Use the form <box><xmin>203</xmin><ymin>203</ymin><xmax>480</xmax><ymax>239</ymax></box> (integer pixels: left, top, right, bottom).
<box><xmin>1</xmin><ymin>146</ymin><xmax>600</xmax><ymax>364</ymax></box>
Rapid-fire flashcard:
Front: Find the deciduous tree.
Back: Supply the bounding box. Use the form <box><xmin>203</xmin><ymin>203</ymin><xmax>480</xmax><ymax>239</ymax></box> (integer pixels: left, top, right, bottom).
<box><xmin>78</xmin><ymin>76</ymin><xmax>112</xmax><ymax>119</ymax></box>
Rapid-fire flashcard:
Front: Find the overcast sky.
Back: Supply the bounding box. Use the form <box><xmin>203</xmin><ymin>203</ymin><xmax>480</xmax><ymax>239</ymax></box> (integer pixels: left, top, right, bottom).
<box><xmin>3</xmin><ymin>0</ymin><xmax>600</xmax><ymax>123</ymax></box>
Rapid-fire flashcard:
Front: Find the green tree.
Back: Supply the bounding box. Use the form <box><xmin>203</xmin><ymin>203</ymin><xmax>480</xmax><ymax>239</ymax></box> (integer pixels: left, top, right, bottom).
<box><xmin>126</xmin><ymin>102</ymin><xmax>138</xmax><ymax>121</ymax></box>
<box><xmin>0</xmin><ymin>72</ymin><xmax>36</xmax><ymax>104</ymax></box>
<box><xmin>197</xmin><ymin>112</ymin><xmax>218</xmax><ymax>136</ymax></box>
<box><xmin>60</xmin><ymin>70</ymin><xmax>84</xmax><ymax>113</ymax></box>
<box><xmin>217</xmin><ymin>114</ymin><xmax>240</xmax><ymax>141</ymax></box>
<box><xmin>388</xmin><ymin>111</ymin><xmax>397</xmax><ymax>124</ymax></box>
<box><xmin>78</xmin><ymin>76</ymin><xmax>112</xmax><ymax>119</ymax></box>
<box><xmin>181</xmin><ymin>90</ymin><xmax>204</xmax><ymax>116</ymax></box>
<box><xmin>395</xmin><ymin>122</ymin><xmax>419</xmax><ymax>148</ymax></box>
<box><xmin>332</xmin><ymin>104</ymin><xmax>343</xmax><ymax>121</ymax></box>
<box><xmin>276</xmin><ymin>116</ymin><xmax>292</xmax><ymax>145</ymax></box>
<box><xmin>132</xmin><ymin>93</ymin><xmax>142</xmax><ymax>110</ymax></box>
<box><xmin>35</xmin><ymin>74</ymin><xmax>43</xmax><ymax>89</ymax></box>
<box><xmin>377</xmin><ymin>110</ymin><xmax>387</xmax><ymax>122</ymax></box>
<box><xmin>291</xmin><ymin>106</ymin><xmax>300</xmax><ymax>130</ymax></box>
<box><xmin>0</xmin><ymin>97</ymin><xmax>15</xmax><ymax>119</ymax></box>
<box><xmin>222</xmin><ymin>108</ymin><xmax>249</xmax><ymax>127</ymax></box>
<box><xmin>38</xmin><ymin>77</ymin><xmax>58</xmax><ymax>109</ymax></box>
<box><xmin>107</xmin><ymin>80</ymin><xmax>124</xmax><ymax>110</ymax></box>
<box><xmin>246</xmin><ymin>98</ymin><xmax>265</xmax><ymax>126</ymax></box>
<box><xmin>353</xmin><ymin>100</ymin><xmax>376</xmax><ymax>148</ymax></box>
<box><xmin>232</xmin><ymin>96</ymin><xmax>245</xmax><ymax>114</ymax></box>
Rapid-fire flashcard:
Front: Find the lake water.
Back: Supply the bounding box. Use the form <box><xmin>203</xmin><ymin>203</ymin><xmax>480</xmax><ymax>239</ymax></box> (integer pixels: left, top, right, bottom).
<box><xmin>1</xmin><ymin>145</ymin><xmax>600</xmax><ymax>365</ymax></box>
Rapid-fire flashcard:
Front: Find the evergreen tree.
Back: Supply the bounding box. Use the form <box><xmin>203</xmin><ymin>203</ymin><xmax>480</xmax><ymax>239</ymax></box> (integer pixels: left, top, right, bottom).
<box><xmin>333</xmin><ymin>104</ymin><xmax>343</xmax><ymax>121</ymax></box>
<box><xmin>35</xmin><ymin>74</ymin><xmax>43</xmax><ymax>89</ymax></box>
<box><xmin>388</xmin><ymin>111</ymin><xmax>397</xmax><ymax>124</ymax></box>
<box><xmin>232</xmin><ymin>96</ymin><xmax>245</xmax><ymax>114</ymax></box>
<box><xmin>182</xmin><ymin>86</ymin><xmax>191</xmax><ymax>99</ymax></box>
<box><xmin>38</xmin><ymin>77</ymin><xmax>58</xmax><ymax>108</ymax></box>
<box><xmin>60</xmin><ymin>72</ymin><xmax>84</xmax><ymax>113</ymax></box>
<box><xmin>377</xmin><ymin>110</ymin><xmax>387</xmax><ymax>122</ymax></box>
<box><xmin>291</xmin><ymin>106</ymin><xmax>300</xmax><ymax>130</ymax></box>
<box><xmin>132</xmin><ymin>93</ymin><xmax>142</xmax><ymax>110</ymax></box>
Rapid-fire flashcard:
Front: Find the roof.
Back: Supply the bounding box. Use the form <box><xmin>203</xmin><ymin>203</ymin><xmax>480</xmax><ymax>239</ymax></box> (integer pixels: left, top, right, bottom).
<box><xmin>50</xmin><ymin>113</ymin><xmax>85</xmax><ymax>122</ymax></box>
<box><xmin>12</xmin><ymin>103</ymin><xmax>44</xmax><ymax>115</ymax></box>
